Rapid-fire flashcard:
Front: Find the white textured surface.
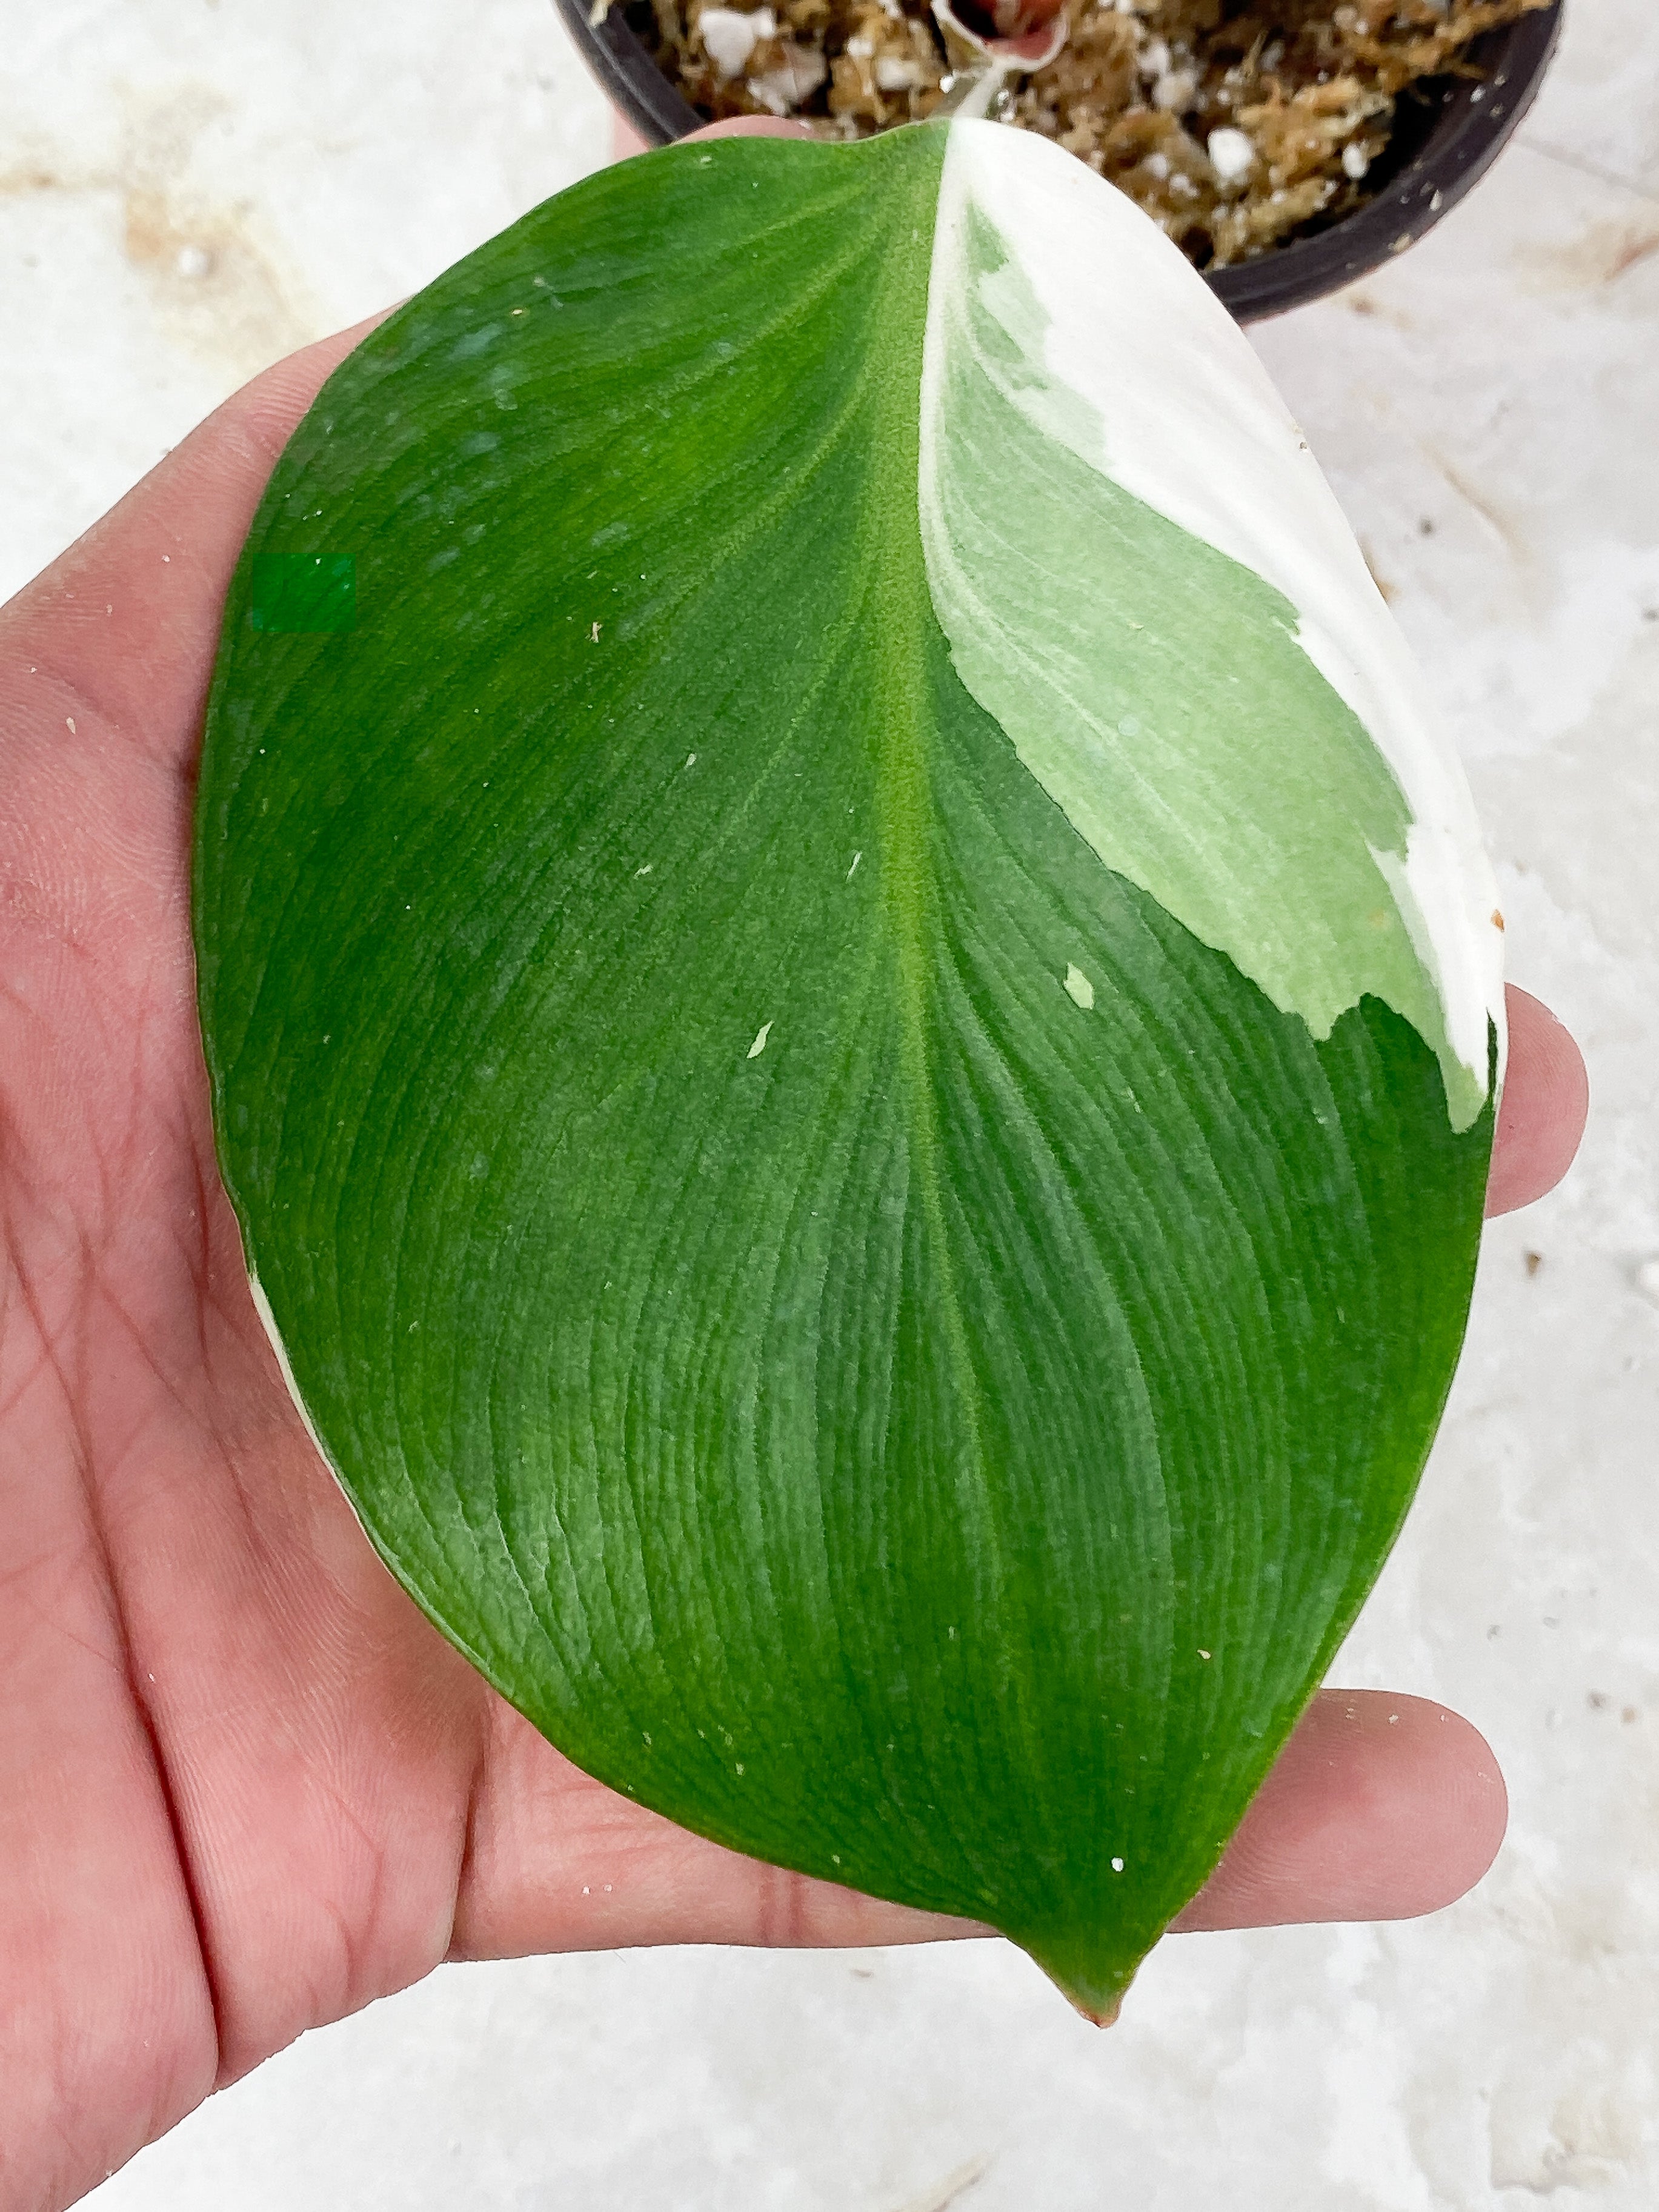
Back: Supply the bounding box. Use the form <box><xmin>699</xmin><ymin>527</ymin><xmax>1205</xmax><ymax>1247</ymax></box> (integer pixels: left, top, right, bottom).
<box><xmin>4</xmin><ymin>1</ymin><xmax>1656</xmax><ymax>2205</ymax></box>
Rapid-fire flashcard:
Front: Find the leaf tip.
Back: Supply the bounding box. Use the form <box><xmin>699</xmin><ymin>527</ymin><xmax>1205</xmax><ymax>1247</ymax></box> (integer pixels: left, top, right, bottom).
<box><xmin>1019</xmin><ymin>1925</ymin><xmax>1149</xmax><ymax>2025</ymax></box>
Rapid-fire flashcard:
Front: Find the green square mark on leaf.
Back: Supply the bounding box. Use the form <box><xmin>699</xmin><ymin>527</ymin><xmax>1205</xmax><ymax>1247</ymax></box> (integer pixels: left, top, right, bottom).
<box><xmin>251</xmin><ymin>553</ymin><xmax>356</xmax><ymax>634</ymax></box>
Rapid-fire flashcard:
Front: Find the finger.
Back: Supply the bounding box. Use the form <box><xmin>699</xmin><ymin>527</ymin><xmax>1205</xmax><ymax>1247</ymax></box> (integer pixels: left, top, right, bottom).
<box><xmin>685</xmin><ymin>117</ymin><xmax>816</xmax><ymax>142</ymax></box>
<box><xmin>1487</xmin><ymin>984</ymin><xmax>1589</xmax><ymax>1217</ymax></box>
<box><xmin>616</xmin><ymin>116</ymin><xmax>816</xmax><ymax>162</ymax></box>
<box><xmin>612</xmin><ymin>112</ymin><xmax>652</xmax><ymax>161</ymax></box>
<box><xmin>1171</xmin><ymin>1690</ymin><xmax>1506</xmax><ymax>1931</ymax></box>
<box><xmin>449</xmin><ymin>1683</ymin><xmax>1504</xmax><ymax>1966</ymax></box>
<box><xmin>448</xmin><ymin>1693</ymin><xmax>979</xmax><ymax>1964</ymax></box>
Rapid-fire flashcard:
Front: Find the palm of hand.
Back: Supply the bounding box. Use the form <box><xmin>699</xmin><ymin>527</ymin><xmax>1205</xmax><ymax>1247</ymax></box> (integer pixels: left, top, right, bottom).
<box><xmin>0</xmin><ymin>324</ymin><xmax>1586</xmax><ymax>2211</ymax></box>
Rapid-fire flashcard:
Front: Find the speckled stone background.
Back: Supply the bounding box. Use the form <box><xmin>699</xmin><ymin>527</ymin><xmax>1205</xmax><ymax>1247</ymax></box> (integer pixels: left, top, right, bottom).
<box><xmin>4</xmin><ymin>2</ymin><xmax>1657</xmax><ymax>2204</ymax></box>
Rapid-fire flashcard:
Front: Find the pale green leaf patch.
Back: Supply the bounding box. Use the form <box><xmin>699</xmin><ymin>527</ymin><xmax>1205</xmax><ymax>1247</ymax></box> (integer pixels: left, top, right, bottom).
<box><xmin>920</xmin><ymin>122</ymin><xmax>1503</xmax><ymax>1132</ymax></box>
<box><xmin>1063</xmin><ymin>963</ymin><xmax>1095</xmax><ymax>1010</ymax></box>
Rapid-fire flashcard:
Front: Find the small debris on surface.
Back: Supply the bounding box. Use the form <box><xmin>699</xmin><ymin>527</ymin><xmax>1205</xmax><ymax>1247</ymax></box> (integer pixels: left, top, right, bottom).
<box><xmin>635</xmin><ymin>0</ymin><xmax>1552</xmax><ymax>266</ymax></box>
<box><xmin>889</xmin><ymin>2153</ymin><xmax>991</xmax><ymax>2212</ymax></box>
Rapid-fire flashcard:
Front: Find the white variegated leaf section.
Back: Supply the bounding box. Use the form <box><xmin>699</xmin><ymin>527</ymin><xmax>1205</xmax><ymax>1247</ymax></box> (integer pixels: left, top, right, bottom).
<box><xmin>919</xmin><ymin>118</ymin><xmax>1505</xmax><ymax>1123</ymax></box>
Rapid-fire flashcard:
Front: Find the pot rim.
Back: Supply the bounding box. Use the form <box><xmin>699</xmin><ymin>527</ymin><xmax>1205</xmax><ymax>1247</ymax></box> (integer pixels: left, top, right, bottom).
<box><xmin>550</xmin><ymin>0</ymin><xmax>1563</xmax><ymax>322</ymax></box>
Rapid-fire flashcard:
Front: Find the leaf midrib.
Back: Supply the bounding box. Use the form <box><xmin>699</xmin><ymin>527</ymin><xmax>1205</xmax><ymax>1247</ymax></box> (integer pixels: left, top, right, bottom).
<box><xmin>859</xmin><ymin>158</ymin><xmax>1005</xmax><ymax>1667</ymax></box>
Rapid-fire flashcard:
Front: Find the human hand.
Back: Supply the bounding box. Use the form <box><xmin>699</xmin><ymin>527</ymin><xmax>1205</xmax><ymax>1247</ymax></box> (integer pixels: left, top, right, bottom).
<box><xmin>0</xmin><ymin>135</ymin><xmax>1587</xmax><ymax>2212</ymax></box>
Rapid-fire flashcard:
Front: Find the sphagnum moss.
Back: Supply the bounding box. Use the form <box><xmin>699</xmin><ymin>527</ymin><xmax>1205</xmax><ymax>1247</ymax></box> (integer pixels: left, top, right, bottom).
<box><xmin>628</xmin><ymin>0</ymin><xmax>1551</xmax><ymax>267</ymax></box>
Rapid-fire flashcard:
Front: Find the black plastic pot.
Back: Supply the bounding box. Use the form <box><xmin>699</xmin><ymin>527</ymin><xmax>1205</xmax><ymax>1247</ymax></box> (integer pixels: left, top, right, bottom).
<box><xmin>551</xmin><ymin>0</ymin><xmax>1562</xmax><ymax>322</ymax></box>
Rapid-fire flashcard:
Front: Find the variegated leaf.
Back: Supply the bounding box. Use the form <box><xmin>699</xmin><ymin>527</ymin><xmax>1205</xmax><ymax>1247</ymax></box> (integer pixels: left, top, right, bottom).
<box><xmin>194</xmin><ymin>119</ymin><xmax>1501</xmax><ymax>2014</ymax></box>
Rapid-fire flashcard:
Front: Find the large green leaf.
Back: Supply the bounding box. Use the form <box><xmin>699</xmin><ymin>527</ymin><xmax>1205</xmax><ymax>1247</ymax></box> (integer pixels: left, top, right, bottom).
<box><xmin>194</xmin><ymin>119</ymin><xmax>1503</xmax><ymax>2015</ymax></box>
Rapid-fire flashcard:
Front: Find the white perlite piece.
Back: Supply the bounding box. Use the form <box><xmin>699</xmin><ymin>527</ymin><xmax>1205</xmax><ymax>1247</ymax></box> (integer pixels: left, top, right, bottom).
<box><xmin>1207</xmin><ymin>128</ymin><xmax>1255</xmax><ymax>184</ymax></box>
<box><xmin>699</xmin><ymin>5</ymin><xmax>774</xmax><ymax>79</ymax></box>
<box><xmin>749</xmin><ymin>43</ymin><xmax>827</xmax><ymax>113</ymax></box>
<box><xmin>875</xmin><ymin>55</ymin><xmax>925</xmax><ymax>90</ymax></box>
